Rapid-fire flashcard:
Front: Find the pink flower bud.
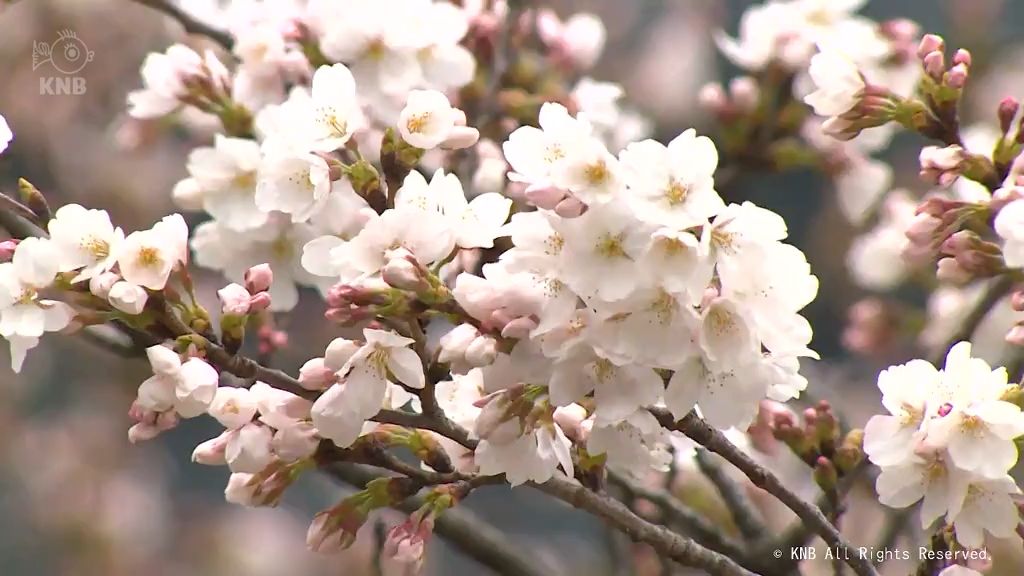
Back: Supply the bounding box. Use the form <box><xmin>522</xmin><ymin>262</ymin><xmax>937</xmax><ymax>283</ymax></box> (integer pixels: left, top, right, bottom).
<box><xmin>465</xmin><ymin>335</ymin><xmax>499</xmax><ymax>367</ymax></box>
<box><xmin>999</xmin><ymin>97</ymin><xmax>1020</xmax><ymax>134</ymax></box>
<box><xmin>1011</xmin><ymin>290</ymin><xmax>1024</xmax><ymax>312</ymax></box>
<box><xmin>248</xmin><ymin>291</ymin><xmax>272</xmax><ymax>312</ymax></box>
<box><xmin>946</xmin><ymin>63</ymin><xmax>968</xmax><ymax>89</ymax></box>
<box><xmin>1006</xmin><ymin>324</ymin><xmax>1024</xmax><ymax>346</ymax></box>
<box><xmin>244</xmin><ymin>263</ymin><xmax>273</xmax><ymax>294</ymax></box>
<box><xmin>299</xmin><ymin>357</ymin><xmax>337</xmax><ymax>391</ymax></box>
<box><xmin>192</xmin><ymin>430</ymin><xmax>232</xmax><ymax>465</ymax></box>
<box><xmin>500</xmin><ymin>316</ymin><xmax>538</xmax><ymax>339</ymax></box>
<box><xmin>936</xmin><ymin>257</ymin><xmax>972</xmax><ymax>284</ymax></box>
<box><xmin>698</xmin><ymin>82</ymin><xmax>727</xmax><ymax>112</ymax></box>
<box><xmin>438</xmin><ymin>323</ymin><xmax>480</xmax><ymax>365</ymax></box>
<box><xmin>89</xmin><ymin>271</ymin><xmax>120</xmax><ymax>299</ymax></box>
<box><xmin>225</xmin><ymin>472</ymin><xmax>258</xmax><ymax>506</ymax></box>
<box><xmin>923</xmin><ymin>51</ymin><xmax>946</xmax><ymax>80</ymax></box>
<box><xmin>905</xmin><ymin>213</ymin><xmax>942</xmax><ymax>245</ymax></box>
<box><xmin>109</xmin><ymin>282</ymin><xmax>149</xmax><ymax>315</ymax></box>
<box><xmin>524</xmin><ymin>185</ymin><xmax>569</xmax><ymax>210</ymax></box>
<box><xmin>441</xmin><ymin>126</ymin><xmax>481</xmax><ymax>150</ymax></box>
<box><xmin>917</xmin><ymin>34</ymin><xmax>945</xmax><ymax>59</ymax></box>
<box><xmin>728</xmin><ymin>76</ymin><xmax>760</xmax><ymax>113</ymax></box>
<box><xmin>0</xmin><ymin>239</ymin><xmax>18</xmax><ymax>262</ymax></box>
<box><xmin>952</xmin><ymin>48</ymin><xmax>972</xmax><ymax>67</ymax></box>
<box><xmin>382</xmin><ymin>249</ymin><xmax>429</xmax><ymax>291</ymax></box>
<box><xmin>272</xmin><ymin>422</ymin><xmax>319</xmax><ymax>462</ymax></box>
<box><xmin>553</xmin><ymin>404</ymin><xmax>588</xmax><ymax>440</ymax></box>
<box><xmin>554</xmin><ymin>195</ymin><xmax>586</xmax><ymax>218</ymax></box>
<box><xmin>218</xmin><ymin>283</ymin><xmax>252</xmax><ymax>315</ymax></box>
<box><xmin>384</xmin><ymin>519</ymin><xmax>429</xmax><ymax>570</ymax></box>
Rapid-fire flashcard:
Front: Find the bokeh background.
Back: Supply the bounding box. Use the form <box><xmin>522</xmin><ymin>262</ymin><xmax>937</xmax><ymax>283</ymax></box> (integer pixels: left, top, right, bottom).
<box><xmin>2</xmin><ymin>1</ymin><xmax>1023</xmax><ymax>574</ymax></box>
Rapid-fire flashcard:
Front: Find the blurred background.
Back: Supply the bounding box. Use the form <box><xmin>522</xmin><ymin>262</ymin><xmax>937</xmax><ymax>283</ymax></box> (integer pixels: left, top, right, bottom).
<box><xmin>2</xmin><ymin>0</ymin><xmax>1024</xmax><ymax>574</ymax></box>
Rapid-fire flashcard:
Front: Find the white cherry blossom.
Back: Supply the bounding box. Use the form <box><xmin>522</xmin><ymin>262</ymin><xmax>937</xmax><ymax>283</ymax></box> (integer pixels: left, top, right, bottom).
<box><xmin>395</xmin><ymin>169</ymin><xmax>511</xmax><ymax>249</ymax></box>
<box><xmin>47</xmin><ymin>204</ymin><xmax>123</xmax><ymax>282</ymax></box>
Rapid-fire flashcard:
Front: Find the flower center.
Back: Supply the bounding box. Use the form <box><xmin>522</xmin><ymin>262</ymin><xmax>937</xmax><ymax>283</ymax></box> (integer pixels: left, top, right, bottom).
<box><xmin>595</xmin><ymin>233</ymin><xmax>627</xmax><ymax>259</ymax></box>
<box><xmin>544</xmin><ymin>233</ymin><xmax>564</xmax><ymax>256</ymax></box>
<box><xmin>591</xmin><ymin>358</ymin><xmax>616</xmax><ymax>383</ymax></box>
<box><xmin>649</xmin><ymin>290</ymin><xmax>676</xmax><ymax>324</ymax></box>
<box><xmin>665</xmin><ymin>180</ymin><xmax>689</xmax><ymax>206</ymax></box>
<box><xmin>232</xmin><ymin>171</ymin><xmax>257</xmax><ymax>190</ymax></box>
<box><xmin>368</xmin><ymin>347</ymin><xmax>389</xmax><ymax>376</ymax></box>
<box><xmin>405</xmin><ymin>113</ymin><xmax>430</xmax><ymax>134</ymax></box>
<box><xmin>270</xmin><ymin>235</ymin><xmax>293</xmax><ymax>259</ymax></box>
<box><xmin>16</xmin><ymin>287</ymin><xmax>37</xmax><ymax>305</ymax></box>
<box><xmin>584</xmin><ymin>161</ymin><xmax>609</xmax><ymax>186</ymax></box>
<box><xmin>81</xmin><ymin>236</ymin><xmax>110</xmax><ymax>259</ymax></box>
<box><xmin>287</xmin><ymin>169</ymin><xmax>314</xmax><ymax>192</ymax></box>
<box><xmin>321</xmin><ymin>112</ymin><xmax>348</xmax><ymax>137</ymax></box>
<box><xmin>544</xmin><ymin>145</ymin><xmax>565</xmax><ymax>164</ymax></box>
<box><xmin>137</xmin><ymin>246</ymin><xmax>163</xmax><ymax>269</ymax></box>
<box><xmin>960</xmin><ymin>414</ymin><xmax>986</xmax><ymax>437</ymax></box>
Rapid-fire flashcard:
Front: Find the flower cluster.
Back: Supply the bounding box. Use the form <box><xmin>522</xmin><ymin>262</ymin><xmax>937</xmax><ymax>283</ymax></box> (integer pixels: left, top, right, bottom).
<box><xmin>865</xmin><ymin>342</ymin><xmax>1024</xmax><ymax>549</ymax></box>
<box><xmin>0</xmin><ymin>205</ymin><xmax>189</xmax><ymax>372</ymax></box>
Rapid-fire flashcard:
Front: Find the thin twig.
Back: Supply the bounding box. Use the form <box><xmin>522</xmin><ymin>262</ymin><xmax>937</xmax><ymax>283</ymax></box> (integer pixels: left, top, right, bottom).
<box><xmin>131</xmin><ymin>0</ymin><xmax>233</xmax><ymax>49</ymax></box>
<box><xmin>326</xmin><ymin>463</ymin><xmax>558</xmax><ymax>576</ymax></box>
<box><xmin>656</xmin><ymin>409</ymin><xmax>879</xmax><ymax>576</ymax></box>
<box><xmin>694</xmin><ymin>448</ymin><xmax>768</xmax><ymax>542</ymax></box>
<box><xmin>534</xmin><ymin>476</ymin><xmax>757</xmax><ymax>576</ymax></box>
<box><xmin>608</xmin><ymin>470</ymin><xmax>746</xmax><ymax>560</ymax></box>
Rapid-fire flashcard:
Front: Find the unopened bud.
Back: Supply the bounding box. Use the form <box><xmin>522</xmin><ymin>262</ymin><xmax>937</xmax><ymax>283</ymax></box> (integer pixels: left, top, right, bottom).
<box><xmin>192</xmin><ymin>431</ymin><xmax>232</xmax><ymax>465</ymax></box>
<box><xmin>218</xmin><ymin>283</ymin><xmax>252</xmax><ymax>315</ymax></box>
<box><xmin>382</xmin><ymin>249</ymin><xmax>429</xmax><ymax>292</ymax></box>
<box><xmin>172</xmin><ymin>178</ymin><xmax>204</xmax><ymax>210</ymax></box>
<box><xmin>813</xmin><ymin>456</ymin><xmax>839</xmax><ymax>492</ymax></box>
<box><xmin>89</xmin><ymin>271</ymin><xmax>120</xmax><ymax>299</ymax></box>
<box><xmin>244</xmin><ymin>263</ymin><xmax>274</xmax><ymax>294</ymax></box>
<box><xmin>952</xmin><ymin>48</ymin><xmax>972</xmax><ymax>67</ymax></box>
<box><xmin>1006</xmin><ymin>324</ymin><xmax>1024</xmax><ymax>346</ymax></box>
<box><xmin>936</xmin><ymin>257</ymin><xmax>973</xmax><ymax>284</ymax></box>
<box><xmin>917</xmin><ymin>34</ymin><xmax>945</xmax><ymax>59</ymax></box>
<box><xmin>500</xmin><ymin>316</ymin><xmax>538</xmax><ymax>339</ymax></box>
<box><xmin>923</xmin><ymin>51</ymin><xmax>945</xmax><ymax>81</ymax></box>
<box><xmin>554</xmin><ymin>195</ymin><xmax>586</xmax><ymax>218</ymax></box>
<box><xmin>553</xmin><ymin>404</ymin><xmax>588</xmax><ymax>440</ymax></box>
<box><xmin>946</xmin><ymin>63</ymin><xmax>968</xmax><ymax>89</ymax></box>
<box><xmin>109</xmin><ymin>281</ymin><xmax>149</xmax><ymax>315</ymax></box>
<box><xmin>441</xmin><ymin>126</ymin><xmax>481</xmax><ymax>150</ymax></box>
<box><xmin>299</xmin><ymin>357</ymin><xmax>337</xmax><ymax>390</ymax></box>
<box><xmin>698</xmin><ymin>82</ymin><xmax>727</xmax><ymax>113</ymax></box>
<box><xmin>248</xmin><ymin>291</ymin><xmax>272</xmax><ymax>312</ymax></box>
<box><xmin>0</xmin><ymin>239</ymin><xmax>17</xmax><ymax>263</ymax></box>
<box><xmin>465</xmin><ymin>335</ymin><xmax>499</xmax><ymax>367</ymax></box>
<box><xmin>999</xmin><ymin>97</ymin><xmax>1020</xmax><ymax>134</ymax></box>
<box><xmin>729</xmin><ymin>76</ymin><xmax>760</xmax><ymax>113</ymax></box>
<box><xmin>1011</xmin><ymin>289</ymin><xmax>1024</xmax><ymax>312</ymax></box>
<box><xmin>438</xmin><ymin>323</ymin><xmax>480</xmax><ymax>365</ymax></box>
<box><xmin>524</xmin><ymin>185</ymin><xmax>569</xmax><ymax>210</ymax></box>
<box><xmin>834</xmin><ymin>429</ymin><xmax>865</xmax><ymax>473</ymax></box>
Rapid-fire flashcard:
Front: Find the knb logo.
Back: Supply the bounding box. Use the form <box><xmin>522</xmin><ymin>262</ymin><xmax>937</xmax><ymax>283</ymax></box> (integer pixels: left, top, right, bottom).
<box><xmin>33</xmin><ymin>30</ymin><xmax>94</xmax><ymax>95</ymax></box>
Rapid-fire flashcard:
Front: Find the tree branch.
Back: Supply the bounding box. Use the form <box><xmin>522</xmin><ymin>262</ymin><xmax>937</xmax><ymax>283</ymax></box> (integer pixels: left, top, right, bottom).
<box><xmin>655</xmin><ymin>409</ymin><xmax>879</xmax><ymax>576</ymax></box>
<box><xmin>694</xmin><ymin>448</ymin><xmax>768</xmax><ymax>542</ymax></box>
<box><xmin>533</xmin><ymin>475</ymin><xmax>757</xmax><ymax>576</ymax></box>
<box><xmin>326</xmin><ymin>463</ymin><xmax>557</xmax><ymax>576</ymax></box>
<box><xmin>607</xmin><ymin>470</ymin><xmax>746</xmax><ymax>560</ymax></box>
<box><xmin>131</xmin><ymin>0</ymin><xmax>233</xmax><ymax>49</ymax></box>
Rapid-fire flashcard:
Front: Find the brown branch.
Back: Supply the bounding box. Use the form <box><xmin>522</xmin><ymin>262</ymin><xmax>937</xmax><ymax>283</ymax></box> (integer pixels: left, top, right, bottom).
<box><xmin>534</xmin><ymin>475</ymin><xmax>757</xmax><ymax>576</ymax></box>
<box><xmin>655</xmin><ymin>409</ymin><xmax>879</xmax><ymax>576</ymax></box>
<box><xmin>131</xmin><ymin>0</ymin><xmax>233</xmax><ymax>49</ymax></box>
<box><xmin>694</xmin><ymin>448</ymin><xmax>768</xmax><ymax>542</ymax></box>
<box><xmin>607</xmin><ymin>470</ymin><xmax>747</xmax><ymax>560</ymax></box>
<box><xmin>326</xmin><ymin>463</ymin><xmax>556</xmax><ymax>576</ymax></box>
